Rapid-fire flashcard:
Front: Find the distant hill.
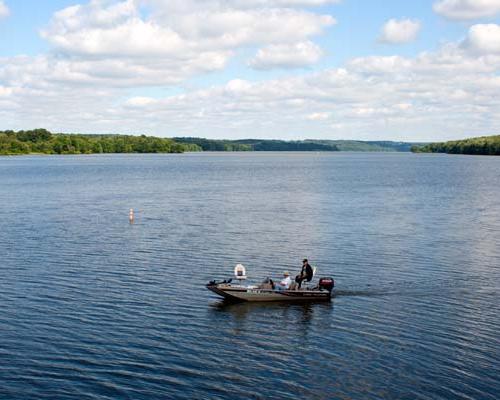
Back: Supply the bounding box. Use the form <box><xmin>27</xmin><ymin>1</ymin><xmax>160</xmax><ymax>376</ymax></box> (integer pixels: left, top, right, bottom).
<box><xmin>412</xmin><ymin>135</ymin><xmax>500</xmax><ymax>155</ymax></box>
<box><xmin>175</xmin><ymin>138</ymin><xmax>421</xmax><ymax>152</ymax></box>
<box><xmin>304</xmin><ymin>140</ymin><xmax>420</xmax><ymax>152</ymax></box>
<box><xmin>174</xmin><ymin>138</ymin><xmax>338</xmax><ymax>151</ymax></box>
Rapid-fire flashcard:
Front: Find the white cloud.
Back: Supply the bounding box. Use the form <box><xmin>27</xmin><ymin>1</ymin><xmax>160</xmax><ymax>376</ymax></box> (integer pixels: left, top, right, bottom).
<box><xmin>0</xmin><ymin>0</ymin><xmax>9</xmax><ymax>19</ymax></box>
<box><xmin>44</xmin><ymin>19</ymin><xmax>187</xmax><ymax>58</ymax></box>
<box><xmin>5</xmin><ymin>40</ymin><xmax>500</xmax><ymax>141</ymax></box>
<box><xmin>125</xmin><ymin>96</ymin><xmax>158</xmax><ymax>107</ymax></box>
<box><xmin>0</xmin><ymin>86</ymin><xmax>13</xmax><ymax>97</ymax></box>
<box><xmin>44</xmin><ymin>4</ymin><xmax>334</xmax><ymax>55</ymax></box>
<box><xmin>348</xmin><ymin>55</ymin><xmax>412</xmax><ymax>73</ymax></box>
<box><xmin>464</xmin><ymin>24</ymin><xmax>500</xmax><ymax>53</ymax></box>
<box><xmin>225</xmin><ymin>79</ymin><xmax>253</xmax><ymax>93</ymax></box>
<box><xmin>394</xmin><ymin>103</ymin><xmax>413</xmax><ymax>111</ymax></box>
<box><xmin>306</xmin><ymin>112</ymin><xmax>330</xmax><ymax>120</ymax></box>
<box><xmin>36</xmin><ymin>0</ymin><xmax>334</xmax><ymax>84</ymax></box>
<box><xmin>249</xmin><ymin>41</ymin><xmax>324</xmax><ymax>69</ymax></box>
<box><xmin>106</xmin><ymin>45</ymin><xmax>500</xmax><ymax>140</ymax></box>
<box><xmin>235</xmin><ymin>0</ymin><xmax>339</xmax><ymax>5</ymax></box>
<box><xmin>379</xmin><ymin>18</ymin><xmax>421</xmax><ymax>44</ymax></box>
<box><xmin>434</xmin><ymin>0</ymin><xmax>500</xmax><ymax>20</ymax></box>
<box><xmin>43</xmin><ymin>0</ymin><xmax>335</xmax><ymax>58</ymax></box>
<box><xmin>3</xmin><ymin>1</ymin><xmax>500</xmax><ymax>141</ymax></box>
<box><xmin>0</xmin><ymin>53</ymin><xmax>230</xmax><ymax>89</ymax></box>
<box><xmin>146</xmin><ymin>6</ymin><xmax>335</xmax><ymax>47</ymax></box>
<box><xmin>143</xmin><ymin>0</ymin><xmax>339</xmax><ymax>12</ymax></box>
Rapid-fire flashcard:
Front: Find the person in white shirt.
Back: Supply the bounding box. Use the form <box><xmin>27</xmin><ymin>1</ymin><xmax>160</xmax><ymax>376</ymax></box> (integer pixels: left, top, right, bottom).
<box><xmin>275</xmin><ymin>271</ymin><xmax>292</xmax><ymax>290</ymax></box>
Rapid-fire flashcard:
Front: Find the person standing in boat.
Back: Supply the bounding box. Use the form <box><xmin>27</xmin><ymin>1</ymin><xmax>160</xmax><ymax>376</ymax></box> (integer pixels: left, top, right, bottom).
<box><xmin>296</xmin><ymin>259</ymin><xmax>313</xmax><ymax>289</ymax></box>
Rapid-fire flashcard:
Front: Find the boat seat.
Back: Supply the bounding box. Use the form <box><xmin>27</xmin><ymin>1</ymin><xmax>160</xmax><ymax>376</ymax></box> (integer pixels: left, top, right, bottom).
<box><xmin>302</xmin><ymin>266</ymin><xmax>317</xmax><ymax>289</ymax></box>
<box><xmin>258</xmin><ymin>282</ymin><xmax>273</xmax><ymax>290</ymax></box>
<box><xmin>234</xmin><ymin>264</ymin><xmax>247</xmax><ymax>282</ymax></box>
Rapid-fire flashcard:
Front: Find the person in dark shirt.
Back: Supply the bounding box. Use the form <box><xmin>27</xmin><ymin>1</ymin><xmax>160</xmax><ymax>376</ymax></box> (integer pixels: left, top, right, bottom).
<box><xmin>296</xmin><ymin>259</ymin><xmax>313</xmax><ymax>289</ymax></box>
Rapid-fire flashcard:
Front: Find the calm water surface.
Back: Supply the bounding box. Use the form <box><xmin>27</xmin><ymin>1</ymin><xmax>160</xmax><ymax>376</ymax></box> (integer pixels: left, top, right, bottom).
<box><xmin>0</xmin><ymin>152</ymin><xmax>499</xmax><ymax>399</ymax></box>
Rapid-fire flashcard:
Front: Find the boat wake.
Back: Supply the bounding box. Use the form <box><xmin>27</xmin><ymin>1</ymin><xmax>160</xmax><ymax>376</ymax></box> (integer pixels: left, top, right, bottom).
<box><xmin>332</xmin><ymin>275</ymin><xmax>498</xmax><ymax>298</ymax></box>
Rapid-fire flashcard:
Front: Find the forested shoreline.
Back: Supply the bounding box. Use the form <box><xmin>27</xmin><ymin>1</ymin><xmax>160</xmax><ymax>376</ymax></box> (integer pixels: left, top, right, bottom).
<box><xmin>173</xmin><ymin>137</ymin><xmax>339</xmax><ymax>151</ymax></box>
<box><xmin>1</xmin><ymin>128</ymin><xmax>424</xmax><ymax>155</ymax></box>
<box><xmin>174</xmin><ymin>137</ymin><xmax>420</xmax><ymax>152</ymax></box>
<box><xmin>412</xmin><ymin>135</ymin><xmax>500</xmax><ymax>155</ymax></box>
<box><xmin>0</xmin><ymin>129</ymin><xmax>200</xmax><ymax>155</ymax></box>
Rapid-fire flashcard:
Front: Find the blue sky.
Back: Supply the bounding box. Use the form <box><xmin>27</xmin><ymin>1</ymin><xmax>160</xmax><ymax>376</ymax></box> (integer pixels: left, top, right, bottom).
<box><xmin>1</xmin><ymin>0</ymin><xmax>500</xmax><ymax>140</ymax></box>
<box><xmin>0</xmin><ymin>1</ymin><xmax>476</xmax><ymax>68</ymax></box>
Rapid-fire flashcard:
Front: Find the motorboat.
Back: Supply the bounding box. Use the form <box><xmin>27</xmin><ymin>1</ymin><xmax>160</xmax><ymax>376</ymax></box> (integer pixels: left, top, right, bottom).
<box><xmin>206</xmin><ymin>264</ymin><xmax>334</xmax><ymax>302</ymax></box>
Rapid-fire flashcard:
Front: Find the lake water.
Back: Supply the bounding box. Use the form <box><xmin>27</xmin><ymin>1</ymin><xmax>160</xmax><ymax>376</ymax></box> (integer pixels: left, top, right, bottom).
<box><xmin>0</xmin><ymin>152</ymin><xmax>499</xmax><ymax>399</ymax></box>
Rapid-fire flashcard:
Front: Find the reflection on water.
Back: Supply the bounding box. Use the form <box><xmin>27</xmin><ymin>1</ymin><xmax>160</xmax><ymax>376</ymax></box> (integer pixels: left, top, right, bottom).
<box><xmin>211</xmin><ymin>299</ymin><xmax>324</xmax><ymax>325</ymax></box>
<box><xmin>0</xmin><ymin>153</ymin><xmax>499</xmax><ymax>400</ymax></box>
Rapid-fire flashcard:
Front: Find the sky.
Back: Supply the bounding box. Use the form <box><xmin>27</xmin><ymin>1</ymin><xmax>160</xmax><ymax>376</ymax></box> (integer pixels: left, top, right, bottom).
<box><xmin>1</xmin><ymin>0</ymin><xmax>500</xmax><ymax>141</ymax></box>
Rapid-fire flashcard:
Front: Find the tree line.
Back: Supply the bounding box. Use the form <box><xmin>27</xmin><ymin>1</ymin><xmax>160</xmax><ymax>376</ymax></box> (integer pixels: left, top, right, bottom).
<box><xmin>173</xmin><ymin>137</ymin><xmax>253</xmax><ymax>151</ymax></box>
<box><xmin>412</xmin><ymin>135</ymin><xmax>500</xmax><ymax>155</ymax></box>
<box><xmin>0</xmin><ymin>129</ymin><xmax>201</xmax><ymax>155</ymax></box>
<box><xmin>1</xmin><ymin>128</ymin><xmax>432</xmax><ymax>156</ymax></box>
<box><xmin>174</xmin><ymin>137</ymin><xmax>339</xmax><ymax>151</ymax></box>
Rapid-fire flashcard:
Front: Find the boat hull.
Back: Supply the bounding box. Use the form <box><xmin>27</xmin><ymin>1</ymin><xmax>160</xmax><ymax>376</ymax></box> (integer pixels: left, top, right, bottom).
<box><xmin>207</xmin><ymin>283</ymin><xmax>332</xmax><ymax>302</ymax></box>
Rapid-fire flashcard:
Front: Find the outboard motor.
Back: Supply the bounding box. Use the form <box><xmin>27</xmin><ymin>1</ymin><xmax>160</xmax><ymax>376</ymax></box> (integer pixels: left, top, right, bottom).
<box><xmin>318</xmin><ymin>277</ymin><xmax>334</xmax><ymax>293</ymax></box>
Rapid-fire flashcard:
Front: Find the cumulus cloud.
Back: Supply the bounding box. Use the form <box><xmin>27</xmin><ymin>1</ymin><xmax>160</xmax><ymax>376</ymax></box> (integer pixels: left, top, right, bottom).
<box><xmin>35</xmin><ymin>0</ymin><xmax>334</xmax><ymax>84</ymax></box>
<box><xmin>0</xmin><ymin>53</ymin><xmax>229</xmax><ymax>89</ymax></box>
<box><xmin>379</xmin><ymin>18</ymin><xmax>421</xmax><ymax>44</ymax></box>
<box><xmin>4</xmin><ymin>39</ymin><xmax>500</xmax><ymax>141</ymax></box>
<box><xmin>464</xmin><ymin>24</ymin><xmax>500</xmax><ymax>53</ymax></box>
<box><xmin>234</xmin><ymin>0</ymin><xmax>339</xmax><ymax>5</ymax></box>
<box><xmin>249</xmin><ymin>41</ymin><xmax>324</xmax><ymax>69</ymax></box>
<box><xmin>111</xmin><ymin>46</ymin><xmax>500</xmax><ymax>140</ymax></box>
<box><xmin>141</xmin><ymin>5</ymin><xmax>335</xmax><ymax>48</ymax></box>
<box><xmin>306</xmin><ymin>112</ymin><xmax>330</xmax><ymax>121</ymax></box>
<box><xmin>125</xmin><ymin>96</ymin><xmax>158</xmax><ymax>107</ymax></box>
<box><xmin>43</xmin><ymin>3</ymin><xmax>334</xmax><ymax>55</ymax></box>
<box><xmin>0</xmin><ymin>0</ymin><xmax>9</xmax><ymax>19</ymax></box>
<box><xmin>3</xmin><ymin>0</ymin><xmax>500</xmax><ymax>141</ymax></box>
<box><xmin>433</xmin><ymin>0</ymin><xmax>500</xmax><ymax>20</ymax></box>
<box><xmin>143</xmin><ymin>0</ymin><xmax>339</xmax><ymax>12</ymax></box>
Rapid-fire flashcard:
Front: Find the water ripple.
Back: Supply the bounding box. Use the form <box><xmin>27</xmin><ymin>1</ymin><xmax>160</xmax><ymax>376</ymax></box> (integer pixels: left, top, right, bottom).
<box><xmin>0</xmin><ymin>153</ymin><xmax>499</xmax><ymax>399</ymax></box>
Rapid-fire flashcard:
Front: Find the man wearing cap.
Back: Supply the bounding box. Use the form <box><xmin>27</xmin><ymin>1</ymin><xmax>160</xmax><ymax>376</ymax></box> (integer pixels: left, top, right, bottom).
<box><xmin>296</xmin><ymin>259</ymin><xmax>313</xmax><ymax>289</ymax></box>
<box><xmin>274</xmin><ymin>271</ymin><xmax>292</xmax><ymax>290</ymax></box>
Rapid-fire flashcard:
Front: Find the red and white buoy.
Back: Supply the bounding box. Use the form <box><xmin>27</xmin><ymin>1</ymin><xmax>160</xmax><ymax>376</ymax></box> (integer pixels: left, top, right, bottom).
<box><xmin>129</xmin><ymin>208</ymin><xmax>135</xmax><ymax>224</ymax></box>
